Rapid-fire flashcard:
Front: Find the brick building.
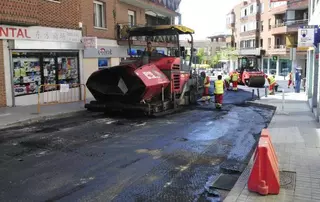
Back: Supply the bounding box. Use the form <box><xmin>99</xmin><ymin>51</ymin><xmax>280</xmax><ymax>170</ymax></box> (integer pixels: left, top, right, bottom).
<box><xmin>0</xmin><ymin>0</ymin><xmax>181</xmax><ymax>107</ymax></box>
<box><xmin>81</xmin><ymin>0</ymin><xmax>182</xmax><ymax>99</ymax></box>
<box><xmin>0</xmin><ymin>0</ymin><xmax>83</xmax><ymax>107</ymax></box>
<box><xmin>226</xmin><ymin>0</ymin><xmax>308</xmax><ymax>77</ymax></box>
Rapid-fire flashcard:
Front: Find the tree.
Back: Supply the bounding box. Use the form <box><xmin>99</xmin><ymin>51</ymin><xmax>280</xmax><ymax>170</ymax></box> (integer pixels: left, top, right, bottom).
<box><xmin>196</xmin><ymin>48</ymin><xmax>205</xmax><ymax>64</ymax></box>
<box><xmin>210</xmin><ymin>47</ymin><xmax>237</xmax><ymax>67</ymax></box>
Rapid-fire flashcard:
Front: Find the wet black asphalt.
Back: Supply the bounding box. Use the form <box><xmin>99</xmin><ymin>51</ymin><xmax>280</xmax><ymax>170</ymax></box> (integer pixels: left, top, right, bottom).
<box><xmin>0</xmin><ymin>86</ymin><xmax>274</xmax><ymax>202</ymax></box>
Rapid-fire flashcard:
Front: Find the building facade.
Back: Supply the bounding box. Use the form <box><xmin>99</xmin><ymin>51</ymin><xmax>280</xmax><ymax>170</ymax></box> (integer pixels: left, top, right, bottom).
<box><xmin>82</xmin><ymin>0</ymin><xmax>182</xmax><ymax>99</ymax></box>
<box><xmin>0</xmin><ymin>0</ymin><xmax>182</xmax><ymax>107</ymax></box>
<box><xmin>0</xmin><ymin>0</ymin><xmax>83</xmax><ymax>107</ymax></box>
<box><xmin>226</xmin><ymin>0</ymin><xmax>308</xmax><ymax>78</ymax></box>
<box><xmin>305</xmin><ymin>0</ymin><xmax>320</xmax><ymax>117</ymax></box>
<box><xmin>180</xmin><ymin>35</ymin><xmax>228</xmax><ymax>65</ymax></box>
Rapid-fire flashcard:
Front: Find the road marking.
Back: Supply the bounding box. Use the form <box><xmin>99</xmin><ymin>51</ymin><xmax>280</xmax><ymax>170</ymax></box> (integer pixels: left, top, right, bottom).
<box><xmin>0</xmin><ymin>113</ymin><xmax>10</xmax><ymax>117</ymax></box>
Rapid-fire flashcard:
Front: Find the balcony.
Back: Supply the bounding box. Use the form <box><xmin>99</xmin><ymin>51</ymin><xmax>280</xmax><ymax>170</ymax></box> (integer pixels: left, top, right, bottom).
<box><xmin>116</xmin><ymin>23</ymin><xmax>177</xmax><ymax>47</ymax></box>
<box><xmin>271</xmin><ymin>4</ymin><xmax>288</xmax><ymax>15</ymax></box>
<box><xmin>119</xmin><ymin>0</ymin><xmax>179</xmax><ymax>17</ymax></box>
<box><xmin>239</xmin><ymin>48</ymin><xmax>264</xmax><ymax>56</ymax></box>
<box><xmin>240</xmin><ymin>30</ymin><xmax>258</xmax><ymax>37</ymax></box>
<box><xmin>287</xmin><ymin>0</ymin><xmax>308</xmax><ymax>10</ymax></box>
<box><xmin>240</xmin><ymin>14</ymin><xmax>260</xmax><ymax>23</ymax></box>
<box><xmin>268</xmin><ymin>45</ymin><xmax>307</xmax><ymax>55</ymax></box>
<box><xmin>271</xmin><ymin>19</ymin><xmax>308</xmax><ymax>35</ymax></box>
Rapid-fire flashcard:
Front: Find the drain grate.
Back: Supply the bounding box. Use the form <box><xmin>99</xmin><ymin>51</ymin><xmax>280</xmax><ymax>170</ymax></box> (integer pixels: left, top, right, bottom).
<box><xmin>210</xmin><ymin>173</ymin><xmax>240</xmax><ymax>191</ymax></box>
<box><xmin>280</xmin><ymin>171</ymin><xmax>296</xmax><ymax>190</ymax></box>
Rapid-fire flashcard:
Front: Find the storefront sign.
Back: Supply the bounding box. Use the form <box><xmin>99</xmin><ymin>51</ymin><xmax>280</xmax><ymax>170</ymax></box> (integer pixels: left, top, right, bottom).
<box><xmin>0</xmin><ymin>25</ymin><xmax>82</xmax><ymax>43</ymax></box>
<box><xmin>82</xmin><ymin>37</ymin><xmax>97</xmax><ymax>49</ymax></box>
<box><xmin>84</xmin><ymin>46</ymin><xmax>129</xmax><ymax>58</ymax></box>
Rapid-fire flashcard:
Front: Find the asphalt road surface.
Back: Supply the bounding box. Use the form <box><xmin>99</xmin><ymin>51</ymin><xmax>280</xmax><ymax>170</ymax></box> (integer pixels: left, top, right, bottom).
<box><xmin>0</xmin><ymin>86</ymin><xmax>274</xmax><ymax>202</ymax></box>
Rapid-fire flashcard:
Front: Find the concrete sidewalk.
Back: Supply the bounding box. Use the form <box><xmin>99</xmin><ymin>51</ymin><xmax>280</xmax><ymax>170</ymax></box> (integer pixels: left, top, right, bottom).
<box><xmin>224</xmin><ymin>90</ymin><xmax>320</xmax><ymax>202</ymax></box>
<box><xmin>0</xmin><ymin>101</ymin><xmax>88</xmax><ymax>129</ymax></box>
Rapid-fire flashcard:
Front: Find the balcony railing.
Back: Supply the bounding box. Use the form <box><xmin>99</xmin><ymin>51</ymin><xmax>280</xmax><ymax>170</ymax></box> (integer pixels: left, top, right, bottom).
<box><xmin>274</xmin><ymin>45</ymin><xmax>287</xmax><ymax>49</ymax></box>
<box><xmin>273</xmin><ymin>19</ymin><xmax>308</xmax><ymax>28</ymax></box>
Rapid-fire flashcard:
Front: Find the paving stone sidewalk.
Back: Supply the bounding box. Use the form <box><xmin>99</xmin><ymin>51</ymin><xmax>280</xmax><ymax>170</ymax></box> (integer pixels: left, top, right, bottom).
<box><xmin>0</xmin><ymin>101</ymin><xmax>88</xmax><ymax>129</ymax></box>
<box><xmin>224</xmin><ymin>91</ymin><xmax>320</xmax><ymax>202</ymax></box>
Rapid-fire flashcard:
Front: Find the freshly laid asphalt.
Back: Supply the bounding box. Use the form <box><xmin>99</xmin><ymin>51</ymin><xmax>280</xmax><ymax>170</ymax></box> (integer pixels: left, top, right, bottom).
<box><xmin>0</xmin><ymin>85</ymin><xmax>274</xmax><ymax>202</ymax></box>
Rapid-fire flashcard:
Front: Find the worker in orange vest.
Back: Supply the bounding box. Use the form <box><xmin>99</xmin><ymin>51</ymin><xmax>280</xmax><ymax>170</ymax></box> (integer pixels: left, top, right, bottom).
<box><xmin>267</xmin><ymin>74</ymin><xmax>276</xmax><ymax>95</ymax></box>
<box><xmin>288</xmin><ymin>72</ymin><xmax>294</xmax><ymax>88</ymax></box>
<box><xmin>231</xmin><ymin>71</ymin><xmax>239</xmax><ymax>91</ymax></box>
<box><xmin>201</xmin><ymin>72</ymin><xmax>211</xmax><ymax>101</ymax></box>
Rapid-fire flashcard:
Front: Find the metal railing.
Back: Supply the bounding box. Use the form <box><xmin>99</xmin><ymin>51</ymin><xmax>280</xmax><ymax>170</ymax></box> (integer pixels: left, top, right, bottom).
<box><xmin>273</xmin><ymin>19</ymin><xmax>308</xmax><ymax>28</ymax></box>
<box><xmin>273</xmin><ymin>45</ymin><xmax>287</xmax><ymax>49</ymax></box>
<box><xmin>37</xmin><ymin>83</ymin><xmax>86</xmax><ymax>114</ymax></box>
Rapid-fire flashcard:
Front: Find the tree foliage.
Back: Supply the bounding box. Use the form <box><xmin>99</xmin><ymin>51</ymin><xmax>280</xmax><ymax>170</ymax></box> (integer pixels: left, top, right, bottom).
<box><xmin>196</xmin><ymin>48</ymin><xmax>205</xmax><ymax>64</ymax></box>
<box><xmin>210</xmin><ymin>47</ymin><xmax>238</xmax><ymax>66</ymax></box>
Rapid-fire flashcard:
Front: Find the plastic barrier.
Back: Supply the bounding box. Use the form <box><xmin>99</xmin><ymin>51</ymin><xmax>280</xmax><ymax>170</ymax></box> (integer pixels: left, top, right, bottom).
<box><xmin>248</xmin><ymin>129</ymin><xmax>280</xmax><ymax>195</ymax></box>
<box><xmin>37</xmin><ymin>84</ymin><xmax>86</xmax><ymax>114</ymax></box>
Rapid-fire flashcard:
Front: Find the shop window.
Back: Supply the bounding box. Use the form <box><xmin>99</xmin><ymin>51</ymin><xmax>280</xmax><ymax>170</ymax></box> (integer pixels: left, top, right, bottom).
<box><xmin>263</xmin><ymin>58</ymin><xmax>268</xmax><ymax>73</ymax></box>
<box><xmin>12</xmin><ymin>52</ymin><xmax>79</xmax><ymax>97</ymax></box>
<box><xmin>98</xmin><ymin>58</ymin><xmax>109</xmax><ymax>69</ymax></box>
<box><xmin>57</xmin><ymin>57</ymin><xmax>79</xmax><ymax>84</ymax></box>
<box><xmin>279</xmin><ymin>59</ymin><xmax>292</xmax><ymax>76</ymax></box>
<box><xmin>269</xmin><ymin>59</ymin><xmax>277</xmax><ymax>74</ymax></box>
<box><xmin>13</xmin><ymin>53</ymin><xmax>41</xmax><ymax>96</ymax></box>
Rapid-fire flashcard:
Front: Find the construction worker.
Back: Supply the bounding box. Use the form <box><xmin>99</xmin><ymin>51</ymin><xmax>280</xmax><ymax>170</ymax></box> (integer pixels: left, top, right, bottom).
<box><xmin>288</xmin><ymin>72</ymin><xmax>294</xmax><ymax>88</ymax></box>
<box><xmin>231</xmin><ymin>71</ymin><xmax>239</xmax><ymax>91</ymax></box>
<box><xmin>224</xmin><ymin>75</ymin><xmax>231</xmax><ymax>91</ymax></box>
<box><xmin>267</xmin><ymin>74</ymin><xmax>276</xmax><ymax>95</ymax></box>
<box><xmin>144</xmin><ymin>41</ymin><xmax>157</xmax><ymax>56</ymax></box>
<box><xmin>201</xmin><ymin>72</ymin><xmax>211</xmax><ymax>101</ymax></box>
<box><xmin>214</xmin><ymin>75</ymin><xmax>225</xmax><ymax>109</ymax></box>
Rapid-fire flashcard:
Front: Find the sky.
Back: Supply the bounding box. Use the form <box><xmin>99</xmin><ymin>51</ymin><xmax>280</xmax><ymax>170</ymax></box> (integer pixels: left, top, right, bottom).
<box><xmin>179</xmin><ymin>0</ymin><xmax>241</xmax><ymax>40</ymax></box>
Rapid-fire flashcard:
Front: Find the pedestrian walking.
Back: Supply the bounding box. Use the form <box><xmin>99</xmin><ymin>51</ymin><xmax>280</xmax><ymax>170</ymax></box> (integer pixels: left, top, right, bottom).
<box><xmin>288</xmin><ymin>72</ymin><xmax>294</xmax><ymax>88</ymax></box>
<box><xmin>295</xmin><ymin>67</ymin><xmax>302</xmax><ymax>93</ymax></box>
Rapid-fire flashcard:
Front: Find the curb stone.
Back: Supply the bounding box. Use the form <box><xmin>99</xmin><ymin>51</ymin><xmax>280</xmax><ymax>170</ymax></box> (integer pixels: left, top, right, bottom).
<box><xmin>0</xmin><ymin>109</ymin><xmax>87</xmax><ymax>130</ymax></box>
<box><xmin>245</xmin><ymin>101</ymin><xmax>277</xmax><ymax>110</ymax></box>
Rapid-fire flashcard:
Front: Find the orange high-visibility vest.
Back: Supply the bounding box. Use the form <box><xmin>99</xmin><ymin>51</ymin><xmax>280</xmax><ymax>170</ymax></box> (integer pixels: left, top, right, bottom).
<box><xmin>232</xmin><ymin>72</ymin><xmax>239</xmax><ymax>81</ymax></box>
<box><xmin>204</xmin><ymin>76</ymin><xmax>210</xmax><ymax>88</ymax></box>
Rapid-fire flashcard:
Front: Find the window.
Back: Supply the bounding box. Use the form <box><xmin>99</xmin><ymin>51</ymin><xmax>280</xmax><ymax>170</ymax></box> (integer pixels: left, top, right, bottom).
<box><xmin>250</xmin><ymin>5</ymin><xmax>254</xmax><ymax>14</ymax></box>
<box><xmin>268</xmin><ymin>19</ymin><xmax>271</xmax><ymax>30</ymax></box>
<box><xmin>260</xmin><ymin>3</ymin><xmax>264</xmax><ymax>13</ymax></box>
<box><xmin>94</xmin><ymin>1</ymin><xmax>105</xmax><ymax>28</ymax></box>
<box><xmin>244</xmin><ymin>9</ymin><xmax>247</xmax><ymax>16</ymax></box>
<box><xmin>128</xmin><ymin>10</ymin><xmax>136</xmax><ymax>27</ymax></box>
<box><xmin>260</xmin><ymin>39</ymin><xmax>263</xmax><ymax>47</ymax></box>
<box><xmin>261</xmin><ymin>21</ymin><xmax>264</xmax><ymax>31</ymax></box>
<box><xmin>12</xmin><ymin>52</ymin><xmax>79</xmax><ymax>97</ymax></box>
<box><xmin>268</xmin><ymin>38</ymin><xmax>271</xmax><ymax>49</ymax></box>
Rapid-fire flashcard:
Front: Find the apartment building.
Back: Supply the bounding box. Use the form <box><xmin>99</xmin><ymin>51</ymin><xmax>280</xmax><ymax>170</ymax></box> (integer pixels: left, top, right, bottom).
<box><xmin>180</xmin><ymin>35</ymin><xmax>228</xmax><ymax>65</ymax></box>
<box><xmin>0</xmin><ymin>0</ymin><xmax>83</xmax><ymax>107</ymax></box>
<box><xmin>226</xmin><ymin>0</ymin><xmax>308</xmax><ymax>77</ymax></box>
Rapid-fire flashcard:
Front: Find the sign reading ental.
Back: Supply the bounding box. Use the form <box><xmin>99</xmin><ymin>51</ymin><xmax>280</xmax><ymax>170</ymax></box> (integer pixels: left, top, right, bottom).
<box><xmin>0</xmin><ymin>25</ymin><xmax>82</xmax><ymax>42</ymax></box>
